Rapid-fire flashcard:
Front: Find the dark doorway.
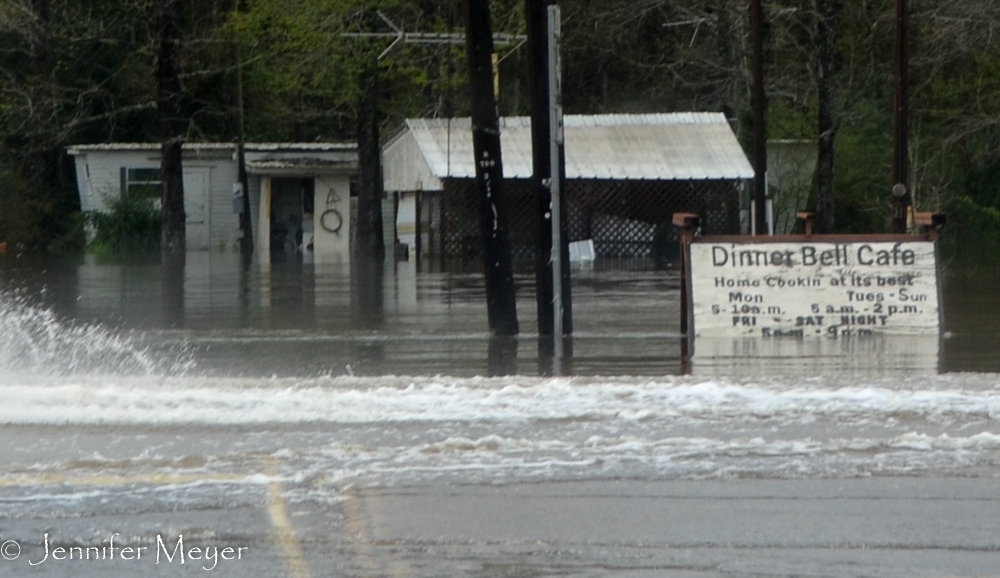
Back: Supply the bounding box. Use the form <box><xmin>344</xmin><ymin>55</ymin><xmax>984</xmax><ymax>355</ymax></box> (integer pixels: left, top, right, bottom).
<box><xmin>269</xmin><ymin>178</ymin><xmax>314</xmax><ymax>261</ymax></box>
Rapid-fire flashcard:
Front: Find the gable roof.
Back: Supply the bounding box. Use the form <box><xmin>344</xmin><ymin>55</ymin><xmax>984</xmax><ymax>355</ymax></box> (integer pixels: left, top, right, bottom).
<box><xmin>382</xmin><ymin>113</ymin><xmax>754</xmax><ymax>192</ymax></box>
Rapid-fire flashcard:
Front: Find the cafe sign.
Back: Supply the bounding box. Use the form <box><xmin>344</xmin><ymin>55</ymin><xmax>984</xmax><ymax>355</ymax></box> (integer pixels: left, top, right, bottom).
<box><xmin>686</xmin><ymin>237</ymin><xmax>941</xmax><ymax>337</ymax></box>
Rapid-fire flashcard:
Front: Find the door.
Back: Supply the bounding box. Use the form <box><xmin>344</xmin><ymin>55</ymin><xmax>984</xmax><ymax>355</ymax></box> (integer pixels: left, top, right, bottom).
<box><xmin>183</xmin><ymin>167</ymin><xmax>211</xmax><ymax>250</ymax></box>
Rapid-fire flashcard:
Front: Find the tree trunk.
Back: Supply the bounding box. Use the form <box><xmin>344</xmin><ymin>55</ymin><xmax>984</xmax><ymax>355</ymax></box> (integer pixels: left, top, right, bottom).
<box><xmin>892</xmin><ymin>0</ymin><xmax>911</xmax><ymax>233</ymax></box>
<box><xmin>715</xmin><ymin>0</ymin><xmax>738</xmax><ymax>122</ymax></box>
<box><xmin>463</xmin><ymin>0</ymin><xmax>519</xmax><ymax>336</ymax></box>
<box><xmin>816</xmin><ymin>0</ymin><xmax>837</xmax><ymax>233</ymax></box>
<box><xmin>158</xmin><ymin>0</ymin><xmax>186</xmax><ymax>253</ymax></box>
<box><xmin>750</xmin><ymin>0</ymin><xmax>769</xmax><ymax>235</ymax></box>
<box><xmin>24</xmin><ymin>0</ymin><xmax>56</xmax><ymax>200</ymax></box>
<box><xmin>354</xmin><ymin>63</ymin><xmax>386</xmax><ymax>264</ymax></box>
<box><xmin>235</xmin><ymin>36</ymin><xmax>253</xmax><ymax>256</ymax></box>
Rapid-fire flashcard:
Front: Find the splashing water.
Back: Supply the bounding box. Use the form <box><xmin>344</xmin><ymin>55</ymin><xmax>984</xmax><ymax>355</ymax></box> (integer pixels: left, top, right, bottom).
<box><xmin>0</xmin><ymin>291</ymin><xmax>190</xmax><ymax>377</ymax></box>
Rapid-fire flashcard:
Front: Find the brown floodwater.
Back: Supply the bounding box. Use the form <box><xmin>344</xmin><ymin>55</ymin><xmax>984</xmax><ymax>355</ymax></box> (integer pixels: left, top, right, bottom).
<box><xmin>0</xmin><ymin>253</ymin><xmax>997</xmax><ymax>377</ymax></box>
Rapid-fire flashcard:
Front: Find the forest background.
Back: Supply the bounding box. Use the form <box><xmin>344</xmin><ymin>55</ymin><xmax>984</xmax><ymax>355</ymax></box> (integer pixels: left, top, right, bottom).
<box><xmin>1</xmin><ymin>0</ymin><xmax>999</xmax><ymax>263</ymax></box>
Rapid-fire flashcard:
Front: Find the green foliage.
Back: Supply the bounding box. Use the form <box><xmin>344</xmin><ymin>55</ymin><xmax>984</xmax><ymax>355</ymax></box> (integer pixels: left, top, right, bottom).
<box><xmin>831</xmin><ymin>99</ymin><xmax>894</xmax><ymax>233</ymax></box>
<box><xmin>0</xmin><ymin>169</ymin><xmax>35</xmax><ymax>246</ymax></box>
<box><xmin>941</xmin><ymin>196</ymin><xmax>1000</xmax><ymax>265</ymax></box>
<box><xmin>3</xmin><ymin>0</ymin><xmax>1000</xmax><ymax>255</ymax></box>
<box><xmin>226</xmin><ymin>0</ymin><xmax>472</xmax><ymax>140</ymax></box>
<box><xmin>85</xmin><ymin>195</ymin><xmax>161</xmax><ymax>255</ymax></box>
<box><xmin>0</xmin><ymin>167</ymin><xmax>84</xmax><ymax>253</ymax></box>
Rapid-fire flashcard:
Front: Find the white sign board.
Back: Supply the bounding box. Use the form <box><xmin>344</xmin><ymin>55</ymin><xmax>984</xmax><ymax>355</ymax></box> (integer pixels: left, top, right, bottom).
<box><xmin>689</xmin><ymin>335</ymin><xmax>940</xmax><ymax>375</ymax></box>
<box><xmin>688</xmin><ymin>239</ymin><xmax>941</xmax><ymax>337</ymax></box>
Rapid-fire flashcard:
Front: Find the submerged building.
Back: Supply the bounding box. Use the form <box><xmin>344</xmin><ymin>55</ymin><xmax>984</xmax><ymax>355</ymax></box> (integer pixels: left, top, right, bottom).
<box><xmin>69</xmin><ymin>113</ymin><xmax>755</xmax><ymax>266</ymax></box>
<box><xmin>67</xmin><ymin>142</ymin><xmax>358</xmax><ymax>263</ymax></box>
<box><xmin>382</xmin><ymin>113</ymin><xmax>755</xmax><ymax>263</ymax></box>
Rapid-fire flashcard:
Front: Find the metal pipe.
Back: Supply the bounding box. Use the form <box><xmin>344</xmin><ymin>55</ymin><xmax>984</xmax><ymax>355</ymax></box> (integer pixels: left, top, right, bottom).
<box><xmin>548</xmin><ymin>5</ymin><xmax>563</xmax><ymax>360</ymax></box>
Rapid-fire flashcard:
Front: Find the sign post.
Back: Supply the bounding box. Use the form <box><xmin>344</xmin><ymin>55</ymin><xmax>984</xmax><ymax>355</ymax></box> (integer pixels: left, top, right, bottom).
<box><xmin>548</xmin><ymin>4</ymin><xmax>565</xmax><ymax>360</ymax></box>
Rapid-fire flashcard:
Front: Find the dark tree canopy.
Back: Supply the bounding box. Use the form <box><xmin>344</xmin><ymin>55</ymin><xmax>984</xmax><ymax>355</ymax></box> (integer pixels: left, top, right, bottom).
<box><xmin>0</xmin><ymin>0</ymin><xmax>998</xmax><ymax>259</ymax></box>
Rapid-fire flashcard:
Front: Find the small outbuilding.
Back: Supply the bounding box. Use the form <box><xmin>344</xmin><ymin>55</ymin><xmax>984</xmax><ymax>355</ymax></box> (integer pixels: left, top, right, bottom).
<box><xmin>67</xmin><ymin>142</ymin><xmax>357</xmax><ymax>262</ymax></box>
<box><xmin>382</xmin><ymin>113</ymin><xmax>755</xmax><ymax>263</ymax></box>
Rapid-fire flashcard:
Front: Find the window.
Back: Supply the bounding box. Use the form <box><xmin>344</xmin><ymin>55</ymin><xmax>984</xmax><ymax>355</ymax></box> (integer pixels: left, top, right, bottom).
<box><xmin>120</xmin><ymin>167</ymin><xmax>161</xmax><ymax>200</ymax></box>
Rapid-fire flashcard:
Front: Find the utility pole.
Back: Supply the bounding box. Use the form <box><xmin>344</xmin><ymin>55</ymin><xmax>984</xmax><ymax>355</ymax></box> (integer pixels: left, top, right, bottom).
<box><xmin>750</xmin><ymin>0</ymin><xmax>768</xmax><ymax>236</ymax></box>
<box><xmin>527</xmin><ymin>0</ymin><xmax>572</xmax><ymax>353</ymax></box>
<box><xmin>892</xmin><ymin>0</ymin><xmax>911</xmax><ymax>233</ymax></box>
<box><xmin>463</xmin><ymin>0</ymin><xmax>519</xmax><ymax>336</ymax></box>
<box><xmin>342</xmin><ymin>10</ymin><xmax>525</xmax><ymax>268</ymax></box>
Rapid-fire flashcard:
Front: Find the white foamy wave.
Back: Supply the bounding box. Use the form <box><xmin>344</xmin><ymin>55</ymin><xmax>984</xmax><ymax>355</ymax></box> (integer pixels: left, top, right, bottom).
<box><xmin>263</xmin><ymin>430</ymin><xmax>1000</xmax><ymax>493</ymax></box>
<box><xmin>1</xmin><ymin>374</ymin><xmax>998</xmax><ymax>426</ymax></box>
<box><xmin>377</xmin><ymin>431</ymin><xmax>1000</xmax><ymax>476</ymax></box>
<box><xmin>6</xmin><ymin>428</ymin><xmax>1000</xmax><ymax>504</ymax></box>
<box><xmin>0</xmin><ymin>291</ymin><xmax>191</xmax><ymax>377</ymax></box>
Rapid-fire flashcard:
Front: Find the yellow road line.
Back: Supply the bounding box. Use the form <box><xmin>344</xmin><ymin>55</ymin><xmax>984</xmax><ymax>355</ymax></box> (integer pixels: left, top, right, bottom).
<box><xmin>265</xmin><ymin>459</ymin><xmax>313</xmax><ymax>578</ymax></box>
<box><xmin>342</xmin><ymin>482</ymin><xmax>409</xmax><ymax>578</ymax></box>
<box><xmin>2</xmin><ymin>466</ymin><xmax>324</xmax><ymax>578</ymax></box>
<box><xmin>341</xmin><ymin>484</ymin><xmax>380</xmax><ymax>575</ymax></box>
<box><xmin>2</xmin><ymin>467</ymin><xmax>315</xmax><ymax>578</ymax></box>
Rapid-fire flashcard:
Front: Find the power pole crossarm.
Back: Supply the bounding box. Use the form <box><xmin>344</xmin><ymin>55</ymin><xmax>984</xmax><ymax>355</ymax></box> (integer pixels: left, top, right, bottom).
<box><xmin>342</xmin><ymin>10</ymin><xmax>526</xmax><ymax>59</ymax></box>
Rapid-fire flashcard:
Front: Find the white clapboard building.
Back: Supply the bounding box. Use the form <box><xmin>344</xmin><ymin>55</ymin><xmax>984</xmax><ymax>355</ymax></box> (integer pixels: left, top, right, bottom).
<box><xmin>67</xmin><ymin>142</ymin><xmax>357</xmax><ymax>263</ymax></box>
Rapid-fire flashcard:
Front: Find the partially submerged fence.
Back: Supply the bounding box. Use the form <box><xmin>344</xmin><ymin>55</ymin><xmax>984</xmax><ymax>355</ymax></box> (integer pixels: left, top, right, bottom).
<box><xmin>437</xmin><ymin>178</ymin><xmax>745</xmax><ymax>263</ymax></box>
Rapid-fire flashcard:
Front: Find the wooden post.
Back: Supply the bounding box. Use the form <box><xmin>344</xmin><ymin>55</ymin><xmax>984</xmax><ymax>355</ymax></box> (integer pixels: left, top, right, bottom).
<box><xmin>415</xmin><ymin>190</ymin><xmax>423</xmax><ymax>267</ymax></box>
<box><xmin>797</xmin><ymin>211</ymin><xmax>816</xmax><ymax>236</ymax></box>
<box><xmin>463</xmin><ymin>0</ymin><xmax>519</xmax><ymax>336</ymax></box>
<box><xmin>673</xmin><ymin>213</ymin><xmax>700</xmax><ymax>337</ymax></box>
<box><xmin>914</xmin><ymin>212</ymin><xmax>946</xmax><ymax>242</ymax></box>
<box><xmin>674</xmin><ymin>213</ymin><xmax>699</xmax><ymax>373</ymax></box>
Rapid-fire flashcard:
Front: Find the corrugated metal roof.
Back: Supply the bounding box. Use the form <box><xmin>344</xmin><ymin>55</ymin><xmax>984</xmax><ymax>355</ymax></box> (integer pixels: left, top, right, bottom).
<box><xmin>397</xmin><ymin>113</ymin><xmax>754</xmax><ymax>181</ymax></box>
<box><xmin>66</xmin><ymin>142</ymin><xmax>355</xmax><ymax>154</ymax></box>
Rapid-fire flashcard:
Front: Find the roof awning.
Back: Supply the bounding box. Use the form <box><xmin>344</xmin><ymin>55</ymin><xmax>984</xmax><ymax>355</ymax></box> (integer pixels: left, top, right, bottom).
<box><xmin>246</xmin><ymin>158</ymin><xmax>357</xmax><ymax>177</ymax></box>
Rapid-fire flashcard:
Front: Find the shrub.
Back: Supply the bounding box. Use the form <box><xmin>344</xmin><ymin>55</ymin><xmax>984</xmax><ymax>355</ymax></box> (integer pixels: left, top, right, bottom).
<box><xmin>85</xmin><ymin>194</ymin><xmax>161</xmax><ymax>254</ymax></box>
<box><xmin>941</xmin><ymin>195</ymin><xmax>1000</xmax><ymax>265</ymax></box>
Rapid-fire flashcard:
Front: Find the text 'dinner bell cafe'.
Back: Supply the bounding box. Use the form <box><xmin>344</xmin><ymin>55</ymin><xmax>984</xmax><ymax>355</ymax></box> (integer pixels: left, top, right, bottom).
<box><xmin>672</xmin><ymin>211</ymin><xmax>946</xmax><ymax>370</ymax></box>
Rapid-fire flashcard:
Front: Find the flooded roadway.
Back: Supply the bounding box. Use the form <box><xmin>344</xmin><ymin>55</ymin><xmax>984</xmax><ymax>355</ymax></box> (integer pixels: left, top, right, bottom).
<box><xmin>1</xmin><ymin>254</ymin><xmax>999</xmax><ymax>577</ymax></box>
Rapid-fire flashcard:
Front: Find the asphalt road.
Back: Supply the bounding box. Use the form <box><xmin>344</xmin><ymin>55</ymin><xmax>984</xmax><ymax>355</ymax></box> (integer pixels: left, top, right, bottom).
<box><xmin>2</xmin><ymin>424</ymin><xmax>999</xmax><ymax>578</ymax></box>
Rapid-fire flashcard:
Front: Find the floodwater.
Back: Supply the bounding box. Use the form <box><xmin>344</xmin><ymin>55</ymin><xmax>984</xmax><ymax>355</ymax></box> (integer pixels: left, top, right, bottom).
<box><xmin>1</xmin><ymin>253</ymin><xmax>999</xmax><ymax>577</ymax></box>
<box><xmin>2</xmin><ymin>253</ymin><xmax>998</xmax><ymax>376</ymax></box>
